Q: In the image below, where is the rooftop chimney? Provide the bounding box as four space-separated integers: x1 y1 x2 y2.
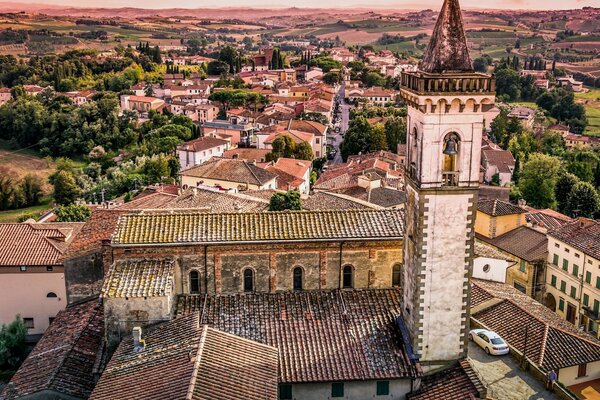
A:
132 326 145 352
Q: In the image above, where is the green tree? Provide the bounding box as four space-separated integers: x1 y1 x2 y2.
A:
495 68 521 101
19 174 43 207
295 141 314 161
369 123 388 152
0 315 27 370
565 182 600 218
518 153 562 209
269 190 302 211
384 116 406 152
0 175 17 211
55 204 92 222
143 155 170 184
267 135 296 161
555 172 579 213
52 170 79 205
541 131 566 157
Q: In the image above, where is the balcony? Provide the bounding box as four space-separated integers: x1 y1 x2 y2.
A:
581 305 600 322
442 171 459 187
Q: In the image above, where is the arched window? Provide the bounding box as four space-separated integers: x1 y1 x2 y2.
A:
46 292 57 298
392 264 402 288
293 267 303 291
442 132 460 186
190 271 200 294
342 265 353 289
243 269 254 292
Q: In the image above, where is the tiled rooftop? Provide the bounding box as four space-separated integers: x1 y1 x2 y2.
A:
407 360 485 399
112 209 404 246
0 222 84 266
472 279 600 370
476 226 547 262
102 259 175 298
176 289 421 383
1 299 104 400
477 199 525 217
549 219 600 261
181 158 277 186
90 314 278 400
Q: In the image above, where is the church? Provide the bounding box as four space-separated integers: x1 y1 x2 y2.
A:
2 0 495 399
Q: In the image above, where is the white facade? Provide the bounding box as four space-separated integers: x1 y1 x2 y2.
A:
473 255 510 283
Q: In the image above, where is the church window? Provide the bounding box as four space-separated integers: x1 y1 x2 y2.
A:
190 271 200 294
392 264 402 287
293 267 303 291
343 265 354 289
243 269 254 292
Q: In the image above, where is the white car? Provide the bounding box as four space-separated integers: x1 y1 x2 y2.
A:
469 329 509 355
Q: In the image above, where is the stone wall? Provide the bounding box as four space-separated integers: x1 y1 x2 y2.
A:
64 251 105 304
109 240 403 295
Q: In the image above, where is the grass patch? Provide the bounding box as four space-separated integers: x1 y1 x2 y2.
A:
576 88 600 137
0 198 53 223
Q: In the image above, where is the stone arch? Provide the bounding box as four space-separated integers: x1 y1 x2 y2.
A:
392 263 403 289
437 98 448 114
242 267 255 292
464 98 477 113
450 98 462 113
293 266 304 291
545 293 557 312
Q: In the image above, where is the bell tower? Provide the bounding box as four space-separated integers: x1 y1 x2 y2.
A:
400 0 495 370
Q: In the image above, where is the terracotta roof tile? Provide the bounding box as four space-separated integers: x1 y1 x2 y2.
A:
549 219 600 260
112 209 404 245
476 226 547 262
176 289 421 383
177 136 229 152
1 299 104 400
0 223 84 266
472 279 600 370
102 259 175 298
90 314 278 400
477 199 525 216
181 158 277 186
407 360 484 399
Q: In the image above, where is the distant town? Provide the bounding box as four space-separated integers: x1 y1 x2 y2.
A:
0 1 600 399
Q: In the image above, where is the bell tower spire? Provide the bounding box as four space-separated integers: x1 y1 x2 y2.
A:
400 0 496 372
420 0 473 73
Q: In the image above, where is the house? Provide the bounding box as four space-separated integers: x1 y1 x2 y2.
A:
475 199 548 299
0 298 104 400
223 148 271 163
89 313 279 400
545 219 600 338
407 360 486 400
556 75 584 92
0 87 11 105
201 119 255 147
526 208 573 231
0 222 84 336
120 95 165 115
481 148 515 186
63 90 95 106
180 158 278 191
472 279 600 389
564 133 600 149
473 241 516 283
347 87 395 106
262 157 311 195
177 136 230 170
305 67 324 81
507 106 536 129
548 123 570 137
330 47 355 64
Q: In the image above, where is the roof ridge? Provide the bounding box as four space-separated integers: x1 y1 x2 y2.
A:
538 324 550 366
186 321 206 400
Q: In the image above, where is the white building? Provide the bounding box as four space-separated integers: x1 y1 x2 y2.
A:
177 136 231 170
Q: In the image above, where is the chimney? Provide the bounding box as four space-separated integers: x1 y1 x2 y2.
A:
133 326 145 352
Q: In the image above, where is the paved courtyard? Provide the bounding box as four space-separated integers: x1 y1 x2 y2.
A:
468 342 560 400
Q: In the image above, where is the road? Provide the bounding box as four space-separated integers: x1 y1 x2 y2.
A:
328 82 351 164
468 342 560 400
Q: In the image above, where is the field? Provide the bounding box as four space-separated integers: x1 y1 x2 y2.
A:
0 142 55 194
575 89 600 137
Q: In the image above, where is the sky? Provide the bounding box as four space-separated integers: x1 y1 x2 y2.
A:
6 0 597 9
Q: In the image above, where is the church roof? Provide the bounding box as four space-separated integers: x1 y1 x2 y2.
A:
112 209 404 245
419 0 473 73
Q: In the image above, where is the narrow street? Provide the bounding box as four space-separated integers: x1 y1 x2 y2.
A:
329 82 351 164
468 342 560 400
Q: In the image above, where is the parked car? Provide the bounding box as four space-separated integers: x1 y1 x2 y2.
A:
469 329 509 355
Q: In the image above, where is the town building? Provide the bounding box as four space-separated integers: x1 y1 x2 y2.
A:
556 75 584 92
507 106 536 129
201 119 255 147
180 157 278 191
0 222 83 336
481 147 515 186
177 136 231 170
262 157 311 195
119 95 165 115
545 219 600 337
